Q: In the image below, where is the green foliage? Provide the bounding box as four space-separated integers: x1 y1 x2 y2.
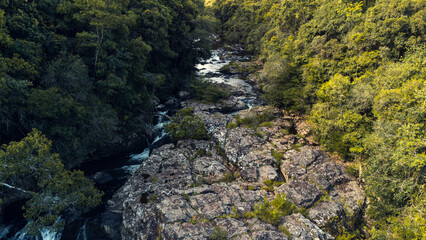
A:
0 77 30 142
212 0 426 236
345 163 360 178
235 108 276 129
252 194 298 226
190 78 231 103
259 121 274 128
215 172 236 183
335 230 356 240
370 194 426 239
0 130 102 234
165 108 209 140
278 225 291 238
226 122 238 129
262 179 283 192
271 148 284 164
0 0 211 167
209 227 227 240
0 0 212 234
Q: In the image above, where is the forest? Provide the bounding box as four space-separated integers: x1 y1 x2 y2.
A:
0 0 425 239
210 0 425 238
0 0 212 233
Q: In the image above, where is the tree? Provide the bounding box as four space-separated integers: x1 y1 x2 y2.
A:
165 108 209 140
0 129 103 234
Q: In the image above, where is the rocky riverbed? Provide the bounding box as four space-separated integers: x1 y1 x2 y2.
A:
102 47 366 240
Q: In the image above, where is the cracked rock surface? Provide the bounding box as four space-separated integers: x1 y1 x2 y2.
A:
102 48 365 239
103 105 365 240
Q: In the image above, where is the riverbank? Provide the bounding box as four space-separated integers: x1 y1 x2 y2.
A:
102 46 366 239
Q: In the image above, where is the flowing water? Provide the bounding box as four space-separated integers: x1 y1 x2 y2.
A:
2 47 260 240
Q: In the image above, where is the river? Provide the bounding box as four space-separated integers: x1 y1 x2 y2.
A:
0 46 259 240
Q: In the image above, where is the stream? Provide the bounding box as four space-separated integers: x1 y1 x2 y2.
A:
0 46 260 240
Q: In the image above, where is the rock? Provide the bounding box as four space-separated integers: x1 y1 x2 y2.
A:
102 48 366 240
159 195 198 222
240 166 258 182
308 201 346 231
222 128 262 165
258 165 279 183
198 112 233 133
193 156 232 183
278 181 323 208
220 96 248 113
150 95 160 106
214 217 248 238
282 213 333 240
295 120 312 137
165 97 179 106
281 146 349 191
252 230 289 240
163 222 214 240
329 181 366 229
290 147 327 168
178 90 190 99
156 104 166 111
91 171 114 184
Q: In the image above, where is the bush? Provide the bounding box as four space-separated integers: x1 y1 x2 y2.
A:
253 194 298 226
215 172 236 183
235 109 276 129
209 227 227 240
190 78 230 103
271 149 284 164
165 108 209 140
226 122 238 129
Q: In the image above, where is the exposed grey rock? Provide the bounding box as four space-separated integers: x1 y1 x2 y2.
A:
308 201 346 230
282 213 333 240
159 195 198 223
213 217 249 238
223 127 261 164
91 171 114 184
290 147 327 168
211 126 228 144
278 181 323 208
193 156 231 183
240 166 258 182
163 222 214 240
178 90 190 99
252 231 289 240
156 103 167 111
295 120 312 137
181 96 247 114
197 112 233 133
165 97 179 106
258 165 279 183
102 48 365 240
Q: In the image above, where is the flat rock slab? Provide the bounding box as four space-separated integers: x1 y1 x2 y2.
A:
103 67 365 239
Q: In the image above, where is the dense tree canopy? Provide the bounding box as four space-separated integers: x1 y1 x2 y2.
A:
0 0 212 167
211 0 425 238
0 0 212 234
0 129 103 234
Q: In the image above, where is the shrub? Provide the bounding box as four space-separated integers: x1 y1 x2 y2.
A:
190 78 230 103
253 194 298 226
165 108 209 140
271 149 284 164
236 109 276 129
346 163 359 178
259 121 274 128
209 227 227 240
226 122 238 129
215 172 236 183
278 225 291 238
